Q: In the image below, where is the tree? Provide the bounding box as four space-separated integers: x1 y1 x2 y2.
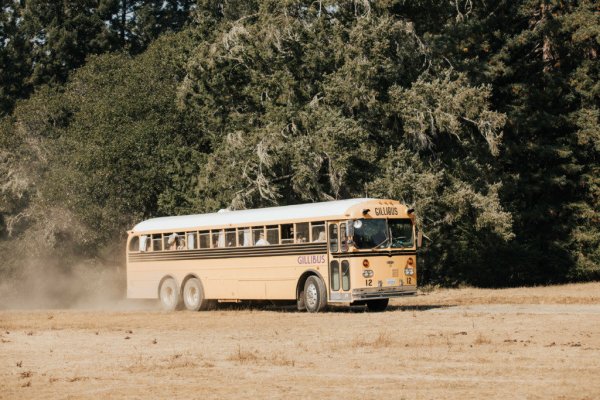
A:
0 1 31 116
428 0 600 282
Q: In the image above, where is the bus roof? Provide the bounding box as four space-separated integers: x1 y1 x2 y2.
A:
131 198 400 233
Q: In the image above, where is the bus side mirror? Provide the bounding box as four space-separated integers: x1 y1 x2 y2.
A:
417 230 423 248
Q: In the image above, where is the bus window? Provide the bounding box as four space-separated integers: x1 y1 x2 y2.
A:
199 231 209 248
252 227 264 245
139 235 149 252
239 228 252 246
266 225 279 245
281 224 294 244
186 232 196 250
311 222 325 242
341 260 350 291
163 232 183 250
152 234 162 251
340 223 348 252
129 236 140 252
295 223 309 243
330 260 340 291
329 224 338 252
225 229 236 247
212 229 225 248
176 232 186 249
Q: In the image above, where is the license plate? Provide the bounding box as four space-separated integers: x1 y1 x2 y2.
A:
386 278 396 286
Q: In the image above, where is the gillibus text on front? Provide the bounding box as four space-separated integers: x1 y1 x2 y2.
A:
126 198 422 312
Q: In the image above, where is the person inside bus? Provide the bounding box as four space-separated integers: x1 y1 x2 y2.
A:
315 231 326 242
167 233 178 250
255 233 270 246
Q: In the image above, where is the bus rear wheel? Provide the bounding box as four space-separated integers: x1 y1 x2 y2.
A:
366 298 389 312
159 278 181 311
183 278 214 311
303 276 327 313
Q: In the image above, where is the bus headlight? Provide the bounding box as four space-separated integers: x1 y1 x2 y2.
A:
404 267 414 276
362 270 374 278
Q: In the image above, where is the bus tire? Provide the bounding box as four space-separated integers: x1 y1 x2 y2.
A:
182 278 203 311
159 277 181 311
366 298 389 312
304 275 327 313
297 289 306 311
183 278 215 311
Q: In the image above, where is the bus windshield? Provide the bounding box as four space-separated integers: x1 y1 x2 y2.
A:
352 219 414 249
389 219 414 248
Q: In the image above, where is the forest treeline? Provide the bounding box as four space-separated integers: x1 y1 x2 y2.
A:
0 0 598 287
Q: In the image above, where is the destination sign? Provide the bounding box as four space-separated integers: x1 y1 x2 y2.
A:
374 207 399 216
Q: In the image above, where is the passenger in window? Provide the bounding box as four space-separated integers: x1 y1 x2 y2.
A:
167 233 178 250
296 234 306 243
177 237 186 250
315 231 326 242
255 233 270 246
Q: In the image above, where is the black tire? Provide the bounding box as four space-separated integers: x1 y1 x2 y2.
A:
366 298 389 312
183 277 215 311
159 277 181 311
303 275 327 313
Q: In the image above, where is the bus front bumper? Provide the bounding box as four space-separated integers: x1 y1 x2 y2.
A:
352 285 417 300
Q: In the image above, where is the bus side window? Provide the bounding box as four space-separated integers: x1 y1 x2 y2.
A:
295 223 309 243
165 233 178 250
199 231 209 248
239 228 252 246
252 227 264 245
225 229 236 247
129 236 139 252
152 234 162 251
139 235 149 252
340 223 348 252
281 224 294 244
329 224 338 252
176 232 186 250
211 229 224 248
266 225 279 245
311 222 325 242
187 232 196 250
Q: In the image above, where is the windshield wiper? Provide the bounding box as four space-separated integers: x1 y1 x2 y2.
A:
370 226 391 250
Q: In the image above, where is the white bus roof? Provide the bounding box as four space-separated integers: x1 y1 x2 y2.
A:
132 198 381 233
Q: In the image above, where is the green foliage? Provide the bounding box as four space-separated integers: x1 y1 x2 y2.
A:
0 0 195 116
0 0 598 287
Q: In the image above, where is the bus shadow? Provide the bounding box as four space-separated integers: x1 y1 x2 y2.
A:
386 304 453 312
212 302 453 313
328 304 453 313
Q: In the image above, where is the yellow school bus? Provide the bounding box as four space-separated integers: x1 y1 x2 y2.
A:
126 198 421 312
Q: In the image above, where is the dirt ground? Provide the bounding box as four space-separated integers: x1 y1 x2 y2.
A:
1 282 600 399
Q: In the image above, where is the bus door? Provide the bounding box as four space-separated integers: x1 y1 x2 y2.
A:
328 222 351 301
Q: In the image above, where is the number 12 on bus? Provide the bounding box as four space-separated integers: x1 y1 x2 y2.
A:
126 198 423 312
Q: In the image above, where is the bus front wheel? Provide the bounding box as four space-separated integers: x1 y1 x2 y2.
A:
303 276 327 313
159 278 181 311
366 298 389 312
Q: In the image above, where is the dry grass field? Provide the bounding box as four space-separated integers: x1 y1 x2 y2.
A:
1 282 600 399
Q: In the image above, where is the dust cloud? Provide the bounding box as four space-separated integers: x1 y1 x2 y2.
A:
0 258 154 310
